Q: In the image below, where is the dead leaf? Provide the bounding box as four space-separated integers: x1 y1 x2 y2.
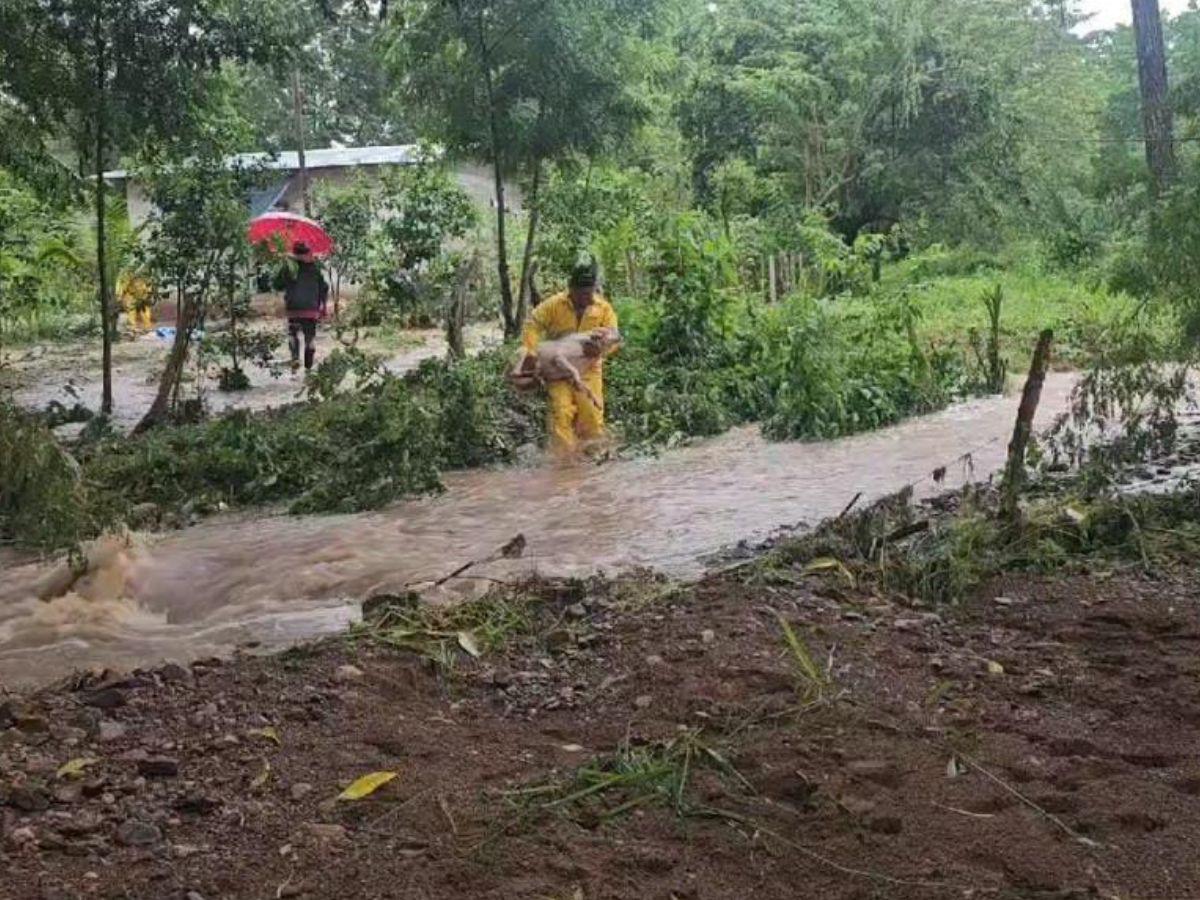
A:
802 556 855 585
249 726 281 746
56 757 98 779
457 630 482 658
250 759 272 791
337 770 398 801
986 660 1005 676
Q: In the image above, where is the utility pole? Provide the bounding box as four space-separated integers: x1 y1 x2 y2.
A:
291 70 312 216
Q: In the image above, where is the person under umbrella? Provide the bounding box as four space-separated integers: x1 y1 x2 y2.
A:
274 241 329 372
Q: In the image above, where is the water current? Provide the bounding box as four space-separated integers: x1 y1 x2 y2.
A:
0 374 1075 686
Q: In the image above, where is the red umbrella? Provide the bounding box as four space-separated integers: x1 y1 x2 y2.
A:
247 212 334 257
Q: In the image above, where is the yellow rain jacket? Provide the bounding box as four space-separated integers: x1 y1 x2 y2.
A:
117 272 154 330
522 291 619 454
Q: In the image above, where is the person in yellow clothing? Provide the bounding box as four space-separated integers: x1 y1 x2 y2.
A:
518 261 619 455
116 271 155 330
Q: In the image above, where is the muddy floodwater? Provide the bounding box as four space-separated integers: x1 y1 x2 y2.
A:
0 374 1075 686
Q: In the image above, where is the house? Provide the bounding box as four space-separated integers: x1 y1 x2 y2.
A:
104 145 517 229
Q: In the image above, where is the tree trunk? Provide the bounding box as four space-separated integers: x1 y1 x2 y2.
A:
1001 329 1054 523
446 258 470 360
135 295 199 434
93 7 113 417
768 254 778 304
516 158 542 327
1131 0 1176 193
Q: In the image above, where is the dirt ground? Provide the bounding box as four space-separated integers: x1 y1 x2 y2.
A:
3 551 1199 899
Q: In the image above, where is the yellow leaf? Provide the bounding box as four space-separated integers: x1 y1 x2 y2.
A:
249 726 281 746
57 757 98 779
250 759 272 790
802 556 855 585
337 770 398 801
986 660 1005 676
457 630 482 658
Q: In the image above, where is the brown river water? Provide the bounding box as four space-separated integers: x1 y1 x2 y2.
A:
0 374 1075 687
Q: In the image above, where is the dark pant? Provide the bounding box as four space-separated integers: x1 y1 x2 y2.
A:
288 318 318 370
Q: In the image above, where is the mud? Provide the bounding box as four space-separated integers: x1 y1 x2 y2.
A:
2 555 1197 898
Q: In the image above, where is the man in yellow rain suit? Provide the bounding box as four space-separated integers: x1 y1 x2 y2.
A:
116 271 154 330
519 261 619 455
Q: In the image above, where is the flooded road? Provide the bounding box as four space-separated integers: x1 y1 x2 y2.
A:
0 374 1075 686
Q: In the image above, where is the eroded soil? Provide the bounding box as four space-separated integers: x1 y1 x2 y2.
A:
3 558 1199 899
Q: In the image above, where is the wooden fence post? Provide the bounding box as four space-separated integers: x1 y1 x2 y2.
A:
1001 329 1053 523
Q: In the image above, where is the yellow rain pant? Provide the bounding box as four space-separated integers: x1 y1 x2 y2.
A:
546 366 606 455
521 290 619 456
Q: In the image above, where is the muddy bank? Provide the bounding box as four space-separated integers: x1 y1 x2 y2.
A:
2 547 1198 898
0 375 1076 686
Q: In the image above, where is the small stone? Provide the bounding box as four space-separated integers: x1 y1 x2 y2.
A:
116 820 162 847
545 629 573 650
701 629 716 644
82 689 126 710
10 785 51 812
137 757 180 778
633 695 653 710
52 784 83 805
218 734 241 747
893 619 923 632
644 655 664 667
565 603 587 620
159 663 192 684
186 892 206 900
334 665 365 683
290 783 314 802
277 885 305 899
7 825 37 847
98 721 127 742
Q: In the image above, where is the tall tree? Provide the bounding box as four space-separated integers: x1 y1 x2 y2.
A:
384 0 655 338
1131 0 1176 193
0 0 292 415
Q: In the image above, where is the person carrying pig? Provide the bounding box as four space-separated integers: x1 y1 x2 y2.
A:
517 259 619 455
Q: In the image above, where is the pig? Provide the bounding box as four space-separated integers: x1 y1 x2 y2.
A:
512 327 622 410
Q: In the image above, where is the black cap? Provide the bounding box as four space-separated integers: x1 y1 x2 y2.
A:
569 261 597 288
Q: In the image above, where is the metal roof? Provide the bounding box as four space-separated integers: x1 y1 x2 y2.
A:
104 144 424 180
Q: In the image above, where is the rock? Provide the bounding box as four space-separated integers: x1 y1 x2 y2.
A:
633 694 653 710
158 663 192 684
98 721 127 742
137 757 180 778
277 884 305 898
80 779 106 799
290 783 314 802
10 785 51 812
545 629 573 650
116 820 162 847
701 629 716 644
334 664 365 683
7 825 37 847
893 619 923 632
52 784 83 805
644 655 665 667
565 603 588 620
82 689 126 710
186 892 207 900
56 811 103 837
